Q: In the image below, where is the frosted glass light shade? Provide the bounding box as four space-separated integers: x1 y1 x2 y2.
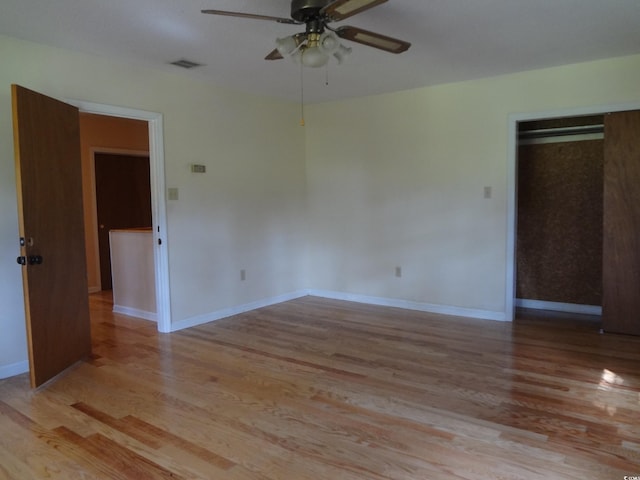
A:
319 32 340 54
275 32 350 68
301 46 329 68
333 44 352 64
276 36 298 56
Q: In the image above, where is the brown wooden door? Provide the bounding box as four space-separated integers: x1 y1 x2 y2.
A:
12 84 91 387
603 110 640 335
95 153 152 290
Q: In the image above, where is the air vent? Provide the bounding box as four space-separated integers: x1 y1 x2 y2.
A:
169 59 203 69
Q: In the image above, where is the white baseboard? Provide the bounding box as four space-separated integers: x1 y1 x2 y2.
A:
170 290 309 332
0 291 510 379
307 290 508 322
516 298 602 316
171 290 508 332
0 360 29 380
113 305 158 322
88 286 101 294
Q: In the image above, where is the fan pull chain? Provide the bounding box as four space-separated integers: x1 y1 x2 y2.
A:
300 62 305 127
325 63 329 86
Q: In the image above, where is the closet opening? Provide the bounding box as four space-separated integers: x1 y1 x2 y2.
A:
515 115 604 318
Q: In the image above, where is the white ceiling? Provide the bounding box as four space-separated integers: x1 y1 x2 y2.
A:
2 0 640 104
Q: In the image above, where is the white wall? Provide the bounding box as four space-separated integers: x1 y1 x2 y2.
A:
304 54 640 318
0 34 306 377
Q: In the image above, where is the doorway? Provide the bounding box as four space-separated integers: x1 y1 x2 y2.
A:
70 100 171 333
94 153 152 290
79 112 151 293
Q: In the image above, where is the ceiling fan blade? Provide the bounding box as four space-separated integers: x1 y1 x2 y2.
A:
321 0 388 22
335 26 410 53
265 49 284 61
201 9 301 25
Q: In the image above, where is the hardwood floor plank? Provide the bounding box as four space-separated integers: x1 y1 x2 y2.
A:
53 426 181 480
0 400 125 479
71 401 236 470
0 442 41 480
1 292 639 478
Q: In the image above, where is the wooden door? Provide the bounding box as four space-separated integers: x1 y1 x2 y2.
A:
95 153 152 290
12 84 91 387
602 110 640 335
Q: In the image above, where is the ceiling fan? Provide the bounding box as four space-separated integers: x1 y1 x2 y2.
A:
202 0 411 68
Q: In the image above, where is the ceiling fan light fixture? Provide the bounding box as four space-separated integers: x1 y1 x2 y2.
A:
333 44 352 64
319 32 340 54
205 1 408 128
276 31 351 67
276 35 299 56
301 46 330 68
203 0 411 68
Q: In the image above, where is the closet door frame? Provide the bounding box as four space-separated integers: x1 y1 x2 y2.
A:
506 101 640 324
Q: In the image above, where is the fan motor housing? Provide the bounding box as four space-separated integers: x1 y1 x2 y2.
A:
291 0 330 22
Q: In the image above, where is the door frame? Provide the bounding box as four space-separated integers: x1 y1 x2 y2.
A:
505 100 640 322
68 99 172 333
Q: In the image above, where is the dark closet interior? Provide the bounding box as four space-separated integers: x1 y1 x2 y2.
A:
516 115 604 307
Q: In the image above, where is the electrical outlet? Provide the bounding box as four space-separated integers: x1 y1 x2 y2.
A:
191 164 206 173
168 188 179 201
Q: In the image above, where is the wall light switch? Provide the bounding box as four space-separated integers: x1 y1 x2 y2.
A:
395 266 402 278
484 186 492 199
168 187 179 201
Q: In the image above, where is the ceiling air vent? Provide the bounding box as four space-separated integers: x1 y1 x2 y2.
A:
169 59 203 69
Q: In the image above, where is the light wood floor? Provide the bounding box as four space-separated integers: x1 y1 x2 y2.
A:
1 293 639 479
